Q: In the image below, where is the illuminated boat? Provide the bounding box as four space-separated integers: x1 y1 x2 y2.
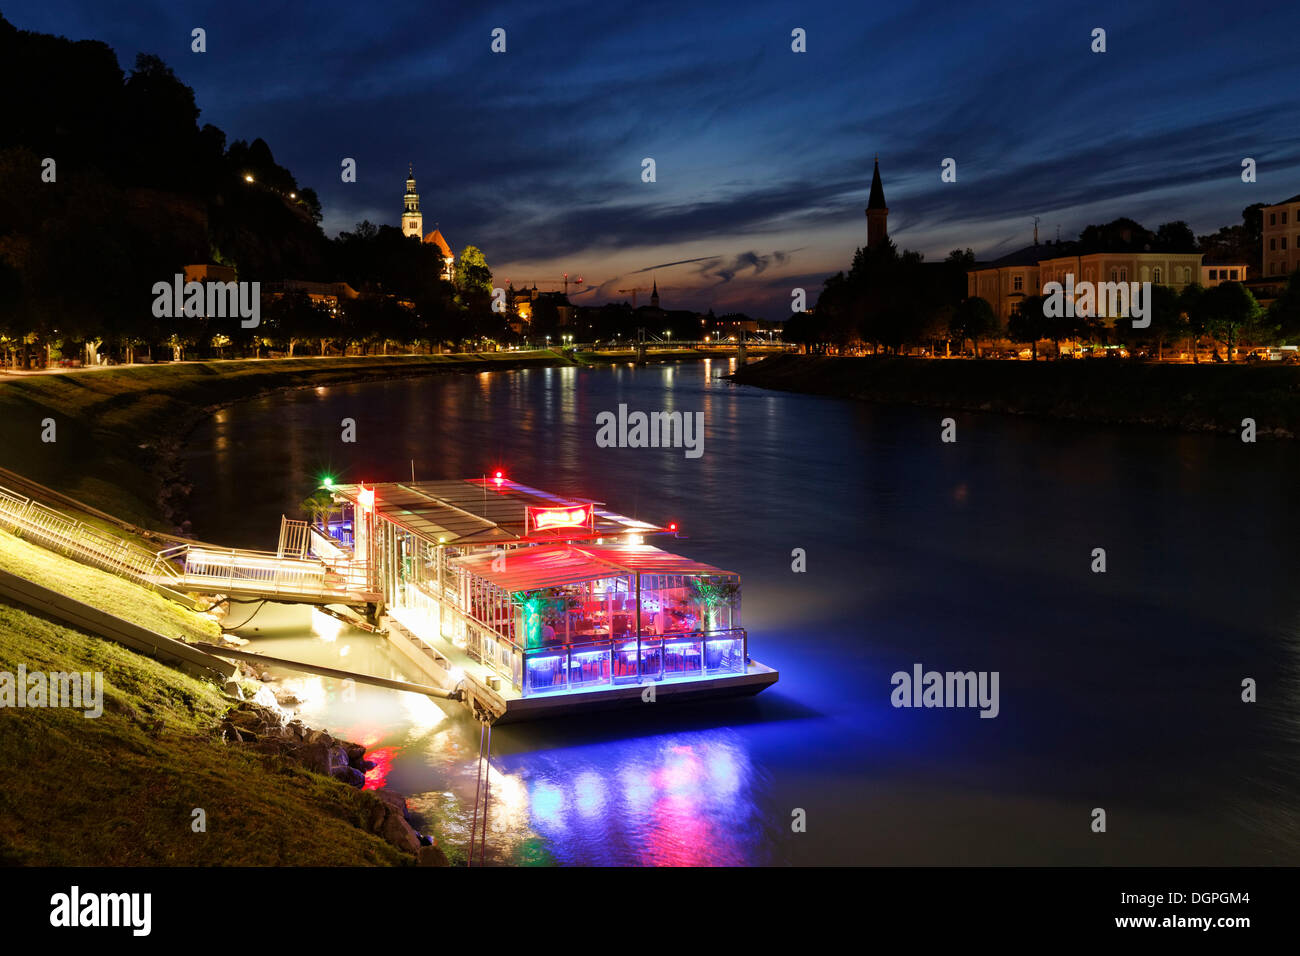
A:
313 476 778 722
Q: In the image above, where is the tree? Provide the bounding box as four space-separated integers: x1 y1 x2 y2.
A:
950 296 995 357
1200 281 1261 362
1179 283 1206 362
455 245 493 296
1006 295 1047 360
1153 221 1197 253
1267 268 1300 345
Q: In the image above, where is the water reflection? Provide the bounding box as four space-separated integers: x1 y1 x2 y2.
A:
185 359 1300 866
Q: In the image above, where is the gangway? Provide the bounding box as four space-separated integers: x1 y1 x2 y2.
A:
0 481 196 607
155 541 380 607
1 478 379 612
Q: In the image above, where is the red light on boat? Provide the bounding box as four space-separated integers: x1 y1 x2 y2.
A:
668 522 678 533
493 470 504 485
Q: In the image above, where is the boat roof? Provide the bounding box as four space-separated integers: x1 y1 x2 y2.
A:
329 478 665 546
452 542 737 592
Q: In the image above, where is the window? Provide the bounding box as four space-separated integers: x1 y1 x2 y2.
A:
1271 238 1277 250
1153 267 1162 283
1284 237 1289 250
1208 269 1217 280
1120 268 1127 282
1110 268 1118 282
1013 275 1023 291
1285 212 1291 225
1270 213 1277 226
1230 269 1238 280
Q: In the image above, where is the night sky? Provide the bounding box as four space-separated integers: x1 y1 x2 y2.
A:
7 0 1300 316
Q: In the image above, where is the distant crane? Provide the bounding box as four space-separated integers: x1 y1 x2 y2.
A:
617 287 650 307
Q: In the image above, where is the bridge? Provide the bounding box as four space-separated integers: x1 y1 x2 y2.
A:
153 518 379 607
0 482 378 611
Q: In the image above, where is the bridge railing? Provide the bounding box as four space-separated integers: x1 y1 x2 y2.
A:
0 482 195 606
172 544 377 602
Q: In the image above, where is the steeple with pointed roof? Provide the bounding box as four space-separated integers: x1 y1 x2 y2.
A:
650 278 660 309
402 164 423 238
865 157 889 248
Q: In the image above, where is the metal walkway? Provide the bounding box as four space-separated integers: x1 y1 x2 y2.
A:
0 482 196 606
1 481 378 610
155 542 379 606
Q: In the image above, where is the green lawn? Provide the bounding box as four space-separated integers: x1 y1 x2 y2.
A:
0 528 219 642
0 537 415 865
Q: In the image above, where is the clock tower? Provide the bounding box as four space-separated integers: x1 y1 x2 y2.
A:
402 164 423 238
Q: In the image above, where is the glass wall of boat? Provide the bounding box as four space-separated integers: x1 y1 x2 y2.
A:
312 504 747 696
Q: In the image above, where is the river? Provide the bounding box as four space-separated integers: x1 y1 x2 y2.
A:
180 358 1300 865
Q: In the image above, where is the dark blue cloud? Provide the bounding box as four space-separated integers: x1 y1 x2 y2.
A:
6 0 1300 316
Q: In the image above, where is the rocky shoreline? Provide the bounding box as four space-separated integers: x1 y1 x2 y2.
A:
221 679 449 866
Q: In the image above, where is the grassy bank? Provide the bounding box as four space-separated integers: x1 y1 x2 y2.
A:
0 532 411 865
0 351 572 527
732 354 1300 437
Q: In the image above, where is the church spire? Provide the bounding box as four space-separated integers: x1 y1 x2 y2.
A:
650 278 660 309
402 164 423 238
865 157 889 247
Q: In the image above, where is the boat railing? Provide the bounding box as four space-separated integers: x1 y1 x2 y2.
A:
520 627 748 696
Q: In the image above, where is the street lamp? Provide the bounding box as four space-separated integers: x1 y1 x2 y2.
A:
244 174 254 183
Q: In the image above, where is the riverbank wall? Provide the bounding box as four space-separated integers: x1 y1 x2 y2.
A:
731 354 1300 438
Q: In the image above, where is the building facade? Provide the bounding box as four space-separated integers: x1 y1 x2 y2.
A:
968 245 1204 324
1262 193 1300 278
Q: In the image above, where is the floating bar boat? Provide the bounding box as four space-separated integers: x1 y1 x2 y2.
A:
312 476 778 722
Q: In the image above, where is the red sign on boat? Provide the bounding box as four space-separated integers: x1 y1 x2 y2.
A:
526 503 595 536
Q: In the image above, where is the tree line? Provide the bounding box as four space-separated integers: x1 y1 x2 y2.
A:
0 14 511 366
786 211 1300 360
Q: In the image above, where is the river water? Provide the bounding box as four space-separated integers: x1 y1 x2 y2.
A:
181 359 1300 865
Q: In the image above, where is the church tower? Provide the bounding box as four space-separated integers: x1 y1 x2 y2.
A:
650 279 660 309
402 164 423 238
865 157 888 248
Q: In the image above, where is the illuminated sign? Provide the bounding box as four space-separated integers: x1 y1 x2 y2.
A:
526 503 595 535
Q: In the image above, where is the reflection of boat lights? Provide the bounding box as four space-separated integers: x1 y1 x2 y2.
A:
310 608 343 642
532 782 566 828
620 766 654 811
574 772 606 816
707 748 741 797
